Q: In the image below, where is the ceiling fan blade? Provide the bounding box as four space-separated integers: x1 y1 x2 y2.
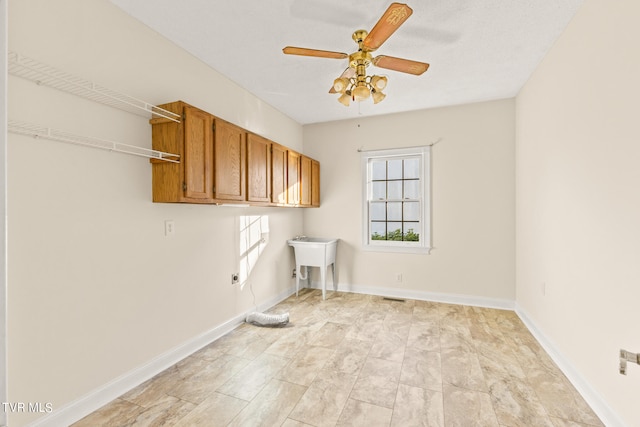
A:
372 55 430 75
282 46 348 59
362 3 413 51
328 67 356 93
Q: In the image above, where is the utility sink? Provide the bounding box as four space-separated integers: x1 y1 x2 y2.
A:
287 237 338 300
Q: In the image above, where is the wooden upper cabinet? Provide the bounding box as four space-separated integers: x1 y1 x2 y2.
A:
271 143 288 205
300 155 320 207
287 150 301 205
300 155 312 206
150 101 214 203
150 101 320 207
311 159 320 207
213 119 246 201
247 133 272 203
184 107 214 200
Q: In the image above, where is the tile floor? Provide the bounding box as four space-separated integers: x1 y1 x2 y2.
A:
72 289 603 427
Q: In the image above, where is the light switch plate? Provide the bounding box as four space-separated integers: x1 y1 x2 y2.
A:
164 220 175 237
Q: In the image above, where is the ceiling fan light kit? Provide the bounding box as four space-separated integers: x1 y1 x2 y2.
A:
283 2 429 107
332 72 387 106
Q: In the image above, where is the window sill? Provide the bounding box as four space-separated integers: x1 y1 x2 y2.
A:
362 244 432 254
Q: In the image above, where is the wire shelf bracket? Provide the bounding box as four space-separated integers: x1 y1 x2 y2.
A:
8 51 181 123
8 120 180 163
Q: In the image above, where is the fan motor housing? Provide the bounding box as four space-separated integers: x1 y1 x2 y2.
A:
349 51 373 69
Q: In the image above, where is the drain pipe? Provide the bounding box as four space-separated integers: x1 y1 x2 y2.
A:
297 265 308 281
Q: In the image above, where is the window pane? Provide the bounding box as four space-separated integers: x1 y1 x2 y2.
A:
404 180 420 199
372 181 386 200
371 160 386 180
403 201 420 221
404 223 420 241
387 222 403 240
387 181 402 199
370 222 386 240
388 159 403 180
387 202 402 221
404 157 420 179
370 202 386 221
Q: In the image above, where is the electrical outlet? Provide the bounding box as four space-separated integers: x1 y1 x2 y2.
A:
231 273 240 284
292 269 297 278
395 273 403 283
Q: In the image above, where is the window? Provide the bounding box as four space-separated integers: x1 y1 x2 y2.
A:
361 146 431 253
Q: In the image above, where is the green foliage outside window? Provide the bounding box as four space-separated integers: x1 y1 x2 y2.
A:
371 228 420 242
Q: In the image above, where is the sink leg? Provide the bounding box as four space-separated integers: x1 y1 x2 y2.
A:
295 264 300 296
331 263 336 291
321 265 326 300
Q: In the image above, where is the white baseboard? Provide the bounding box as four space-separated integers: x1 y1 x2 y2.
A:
515 304 625 427
27 286 296 427
306 280 515 310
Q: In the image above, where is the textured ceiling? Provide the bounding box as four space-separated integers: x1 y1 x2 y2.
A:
110 0 583 125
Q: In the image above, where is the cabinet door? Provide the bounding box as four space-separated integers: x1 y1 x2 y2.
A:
311 159 320 207
183 106 213 200
287 150 301 205
247 133 271 203
214 120 246 201
271 143 287 205
300 155 312 206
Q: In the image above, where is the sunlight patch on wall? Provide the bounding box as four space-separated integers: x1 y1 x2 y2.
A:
238 215 269 284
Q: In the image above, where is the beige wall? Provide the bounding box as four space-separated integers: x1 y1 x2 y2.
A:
516 0 640 425
8 1 303 425
303 99 515 304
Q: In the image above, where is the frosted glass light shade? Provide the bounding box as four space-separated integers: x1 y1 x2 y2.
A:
353 84 370 101
333 78 349 93
371 75 388 90
338 92 351 106
372 90 386 104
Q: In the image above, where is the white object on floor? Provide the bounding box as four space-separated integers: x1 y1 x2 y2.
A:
245 311 289 327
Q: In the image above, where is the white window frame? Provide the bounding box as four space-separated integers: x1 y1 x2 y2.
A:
361 146 432 254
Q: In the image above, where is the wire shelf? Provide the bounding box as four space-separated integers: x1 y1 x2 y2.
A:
8 120 180 163
8 51 180 123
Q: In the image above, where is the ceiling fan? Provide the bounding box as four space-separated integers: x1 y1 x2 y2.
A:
283 2 430 106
